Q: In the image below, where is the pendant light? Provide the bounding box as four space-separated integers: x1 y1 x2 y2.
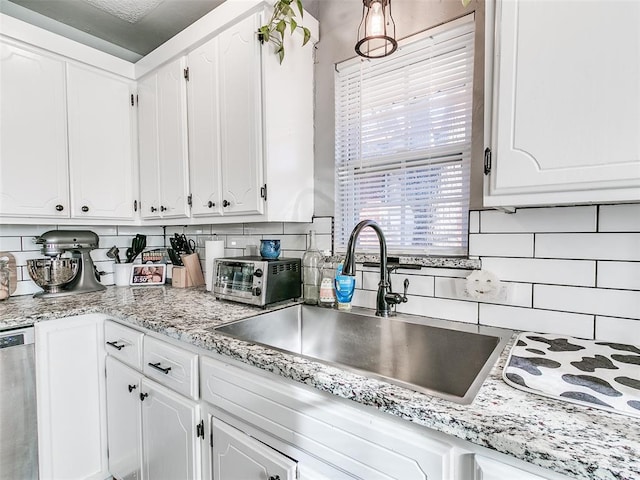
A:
355 0 398 59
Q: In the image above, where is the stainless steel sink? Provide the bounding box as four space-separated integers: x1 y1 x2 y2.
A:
212 305 512 404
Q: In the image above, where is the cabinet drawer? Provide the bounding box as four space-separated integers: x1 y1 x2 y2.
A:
104 320 144 370
143 336 198 400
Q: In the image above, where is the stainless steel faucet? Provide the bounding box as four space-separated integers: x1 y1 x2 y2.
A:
342 219 407 317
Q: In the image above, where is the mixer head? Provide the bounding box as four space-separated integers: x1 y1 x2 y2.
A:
35 230 100 256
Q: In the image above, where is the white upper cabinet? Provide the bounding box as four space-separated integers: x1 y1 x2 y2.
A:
0 39 137 221
217 14 264 216
0 41 69 218
67 63 136 220
186 10 315 223
485 0 640 207
187 14 264 219
138 57 190 220
187 37 223 217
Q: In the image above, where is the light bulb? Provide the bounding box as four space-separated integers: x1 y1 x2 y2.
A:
369 1 384 36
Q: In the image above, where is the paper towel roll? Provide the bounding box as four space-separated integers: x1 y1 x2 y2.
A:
205 240 225 291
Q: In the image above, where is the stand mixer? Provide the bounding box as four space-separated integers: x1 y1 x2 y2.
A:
27 230 106 297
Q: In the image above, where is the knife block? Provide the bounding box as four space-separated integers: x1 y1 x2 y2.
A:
180 253 206 287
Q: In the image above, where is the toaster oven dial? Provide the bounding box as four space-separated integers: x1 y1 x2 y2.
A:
254 269 263 278
252 287 262 296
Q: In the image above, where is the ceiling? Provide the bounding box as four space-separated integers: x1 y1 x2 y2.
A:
0 0 227 61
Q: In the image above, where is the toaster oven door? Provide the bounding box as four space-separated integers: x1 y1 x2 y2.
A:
215 262 262 305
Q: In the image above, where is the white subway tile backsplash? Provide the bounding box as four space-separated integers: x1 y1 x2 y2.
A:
243 222 284 235
59 225 118 235
0 225 51 236
284 217 333 235
2 205 639 343
361 271 435 297
597 261 640 290
397 295 478 324
417 267 472 278
469 211 480 234
0 237 22 252
480 206 597 233
227 236 262 250
479 304 594 338
436 277 533 307
594 316 640 345
315 234 333 253
210 224 244 235
279 234 307 251
481 257 596 287
14 280 42 297
116 226 164 235
535 233 640 261
599 204 640 232
534 285 640 320
469 233 533 257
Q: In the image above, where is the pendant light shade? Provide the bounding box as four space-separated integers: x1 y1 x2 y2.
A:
355 0 397 59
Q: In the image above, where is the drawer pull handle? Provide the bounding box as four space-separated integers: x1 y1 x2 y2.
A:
128 384 137 393
106 341 125 350
140 392 148 401
269 476 281 480
148 362 171 374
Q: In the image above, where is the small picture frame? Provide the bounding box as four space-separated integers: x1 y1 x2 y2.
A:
130 264 166 286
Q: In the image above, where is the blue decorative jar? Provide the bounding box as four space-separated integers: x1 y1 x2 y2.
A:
260 239 281 259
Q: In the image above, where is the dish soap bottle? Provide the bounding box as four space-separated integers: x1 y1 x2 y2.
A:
302 230 322 304
318 254 336 308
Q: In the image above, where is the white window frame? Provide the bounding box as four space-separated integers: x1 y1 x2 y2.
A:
334 14 475 256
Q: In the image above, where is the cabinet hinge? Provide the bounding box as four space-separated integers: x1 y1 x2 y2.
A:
184 67 190 81
130 94 134 106
187 194 193 208
210 430 213 447
134 200 138 212
196 420 204 439
260 184 267 202
484 147 492 175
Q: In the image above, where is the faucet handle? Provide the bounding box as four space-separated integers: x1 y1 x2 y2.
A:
402 278 409 302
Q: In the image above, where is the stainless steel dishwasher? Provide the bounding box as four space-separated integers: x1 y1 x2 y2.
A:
0 326 38 479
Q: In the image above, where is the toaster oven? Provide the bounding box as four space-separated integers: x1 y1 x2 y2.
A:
213 256 301 307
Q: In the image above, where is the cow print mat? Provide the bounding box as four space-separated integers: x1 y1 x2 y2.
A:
504 332 640 418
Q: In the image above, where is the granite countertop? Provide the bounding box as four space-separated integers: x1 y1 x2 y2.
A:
1 286 638 480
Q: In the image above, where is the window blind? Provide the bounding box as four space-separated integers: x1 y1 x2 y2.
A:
334 15 475 256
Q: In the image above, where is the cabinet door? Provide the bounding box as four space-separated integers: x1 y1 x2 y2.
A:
486 0 640 207
474 455 551 480
187 38 223 217
218 14 264 216
34 314 109 480
156 57 190 219
211 418 296 480
106 357 143 480
0 41 69 218
67 64 136 220
138 72 161 219
140 378 201 480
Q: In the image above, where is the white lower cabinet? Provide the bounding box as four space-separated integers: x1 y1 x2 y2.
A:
35 314 109 480
104 323 202 480
474 455 551 480
211 417 296 480
105 357 143 480
140 377 201 480
200 355 458 480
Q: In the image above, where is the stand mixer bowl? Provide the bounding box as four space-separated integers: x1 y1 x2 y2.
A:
27 258 79 294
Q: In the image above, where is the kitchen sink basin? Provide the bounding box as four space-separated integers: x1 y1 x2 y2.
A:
212 305 512 404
